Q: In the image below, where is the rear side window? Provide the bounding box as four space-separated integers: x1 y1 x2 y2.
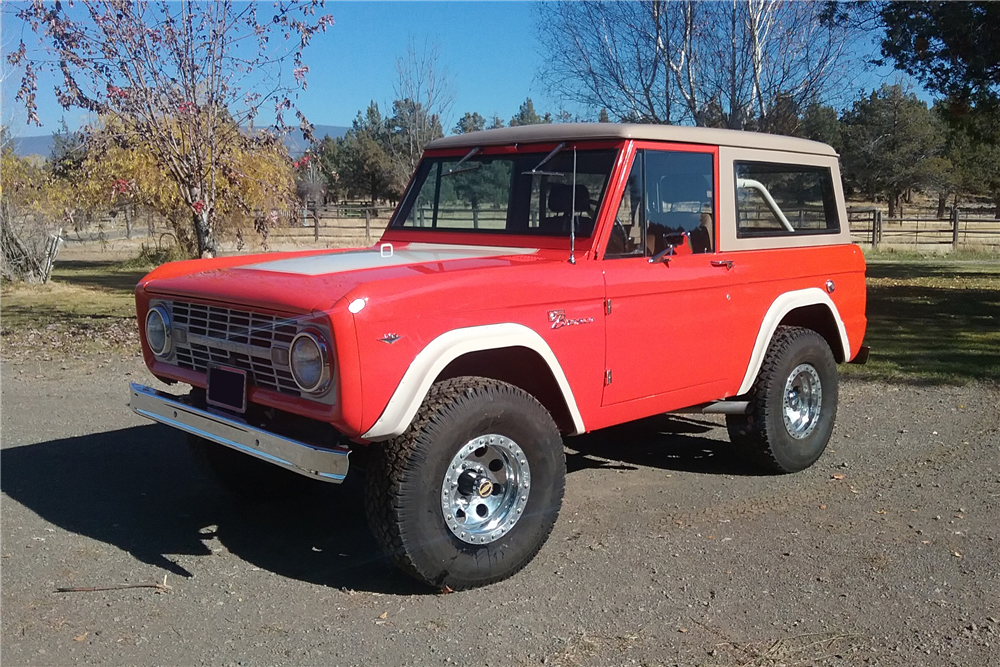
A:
735 162 839 237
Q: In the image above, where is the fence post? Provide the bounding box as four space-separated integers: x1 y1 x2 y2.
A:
365 208 371 245
873 210 881 249
951 207 960 249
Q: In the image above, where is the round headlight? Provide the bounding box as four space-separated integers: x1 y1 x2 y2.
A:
145 305 171 357
290 331 330 393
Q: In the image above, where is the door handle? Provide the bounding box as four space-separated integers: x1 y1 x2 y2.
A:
711 260 734 270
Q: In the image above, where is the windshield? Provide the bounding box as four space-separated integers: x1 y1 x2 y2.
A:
391 149 617 238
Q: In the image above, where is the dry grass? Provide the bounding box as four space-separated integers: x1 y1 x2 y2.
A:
0 262 143 361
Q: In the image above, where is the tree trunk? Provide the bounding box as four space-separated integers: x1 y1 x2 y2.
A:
887 192 898 219
995 194 1000 220
194 210 216 258
937 194 947 219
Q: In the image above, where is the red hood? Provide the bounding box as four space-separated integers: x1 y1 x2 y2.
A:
139 243 547 314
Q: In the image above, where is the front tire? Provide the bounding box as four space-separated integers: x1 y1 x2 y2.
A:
364 377 565 590
727 326 839 473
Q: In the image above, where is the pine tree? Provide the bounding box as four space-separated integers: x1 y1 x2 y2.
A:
454 112 486 134
509 98 549 127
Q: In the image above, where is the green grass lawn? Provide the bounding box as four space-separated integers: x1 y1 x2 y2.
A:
843 258 1000 384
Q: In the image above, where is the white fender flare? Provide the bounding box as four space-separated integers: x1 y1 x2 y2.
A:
362 323 586 440
736 288 851 396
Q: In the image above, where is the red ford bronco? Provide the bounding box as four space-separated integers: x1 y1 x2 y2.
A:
131 124 868 590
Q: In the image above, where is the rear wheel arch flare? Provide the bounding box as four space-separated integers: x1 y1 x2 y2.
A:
737 288 850 396
778 304 846 363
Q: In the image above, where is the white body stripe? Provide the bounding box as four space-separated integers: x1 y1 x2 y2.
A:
736 288 850 396
240 244 537 276
362 323 585 440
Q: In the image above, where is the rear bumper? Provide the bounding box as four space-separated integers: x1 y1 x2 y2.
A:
129 383 349 483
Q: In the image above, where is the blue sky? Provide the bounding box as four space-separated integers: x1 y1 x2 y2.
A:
2 1 920 137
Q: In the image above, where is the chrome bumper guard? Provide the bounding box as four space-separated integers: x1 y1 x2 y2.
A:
129 383 349 483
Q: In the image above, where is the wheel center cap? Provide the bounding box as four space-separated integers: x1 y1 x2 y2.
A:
457 469 493 497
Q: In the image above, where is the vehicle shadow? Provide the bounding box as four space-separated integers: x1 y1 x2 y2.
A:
0 425 426 595
1 417 760 593
565 413 766 477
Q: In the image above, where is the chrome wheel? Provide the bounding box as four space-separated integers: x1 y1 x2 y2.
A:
441 434 530 544
782 363 822 439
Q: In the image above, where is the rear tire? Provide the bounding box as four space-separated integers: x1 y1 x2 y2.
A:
727 326 838 473
364 377 565 590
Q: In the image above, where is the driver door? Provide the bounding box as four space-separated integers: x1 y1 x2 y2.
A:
602 146 736 407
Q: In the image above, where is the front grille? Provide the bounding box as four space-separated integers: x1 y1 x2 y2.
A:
167 301 304 398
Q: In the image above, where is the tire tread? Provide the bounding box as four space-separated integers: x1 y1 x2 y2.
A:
727 326 834 474
364 377 562 589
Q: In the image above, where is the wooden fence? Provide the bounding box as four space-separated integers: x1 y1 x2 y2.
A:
849 207 1000 250
56 203 1000 253
267 205 395 246
267 204 515 244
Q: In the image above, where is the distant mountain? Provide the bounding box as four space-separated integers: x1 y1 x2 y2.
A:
10 134 54 158
284 124 349 156
10 124 349 159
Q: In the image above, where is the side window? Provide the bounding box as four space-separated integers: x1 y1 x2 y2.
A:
605 149 715 258
605 152 645 257
735 162 839 237
644 151 715 254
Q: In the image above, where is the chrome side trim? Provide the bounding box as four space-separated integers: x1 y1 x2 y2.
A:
128 383 348 483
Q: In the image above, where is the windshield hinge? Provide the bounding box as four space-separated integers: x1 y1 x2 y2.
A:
605 298 612 315
604 369 612 386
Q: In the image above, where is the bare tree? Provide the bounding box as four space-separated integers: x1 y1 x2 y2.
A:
537 1 689 124
385 40 454 186
537 0 854 131
8 1 332 257
1 23 63 284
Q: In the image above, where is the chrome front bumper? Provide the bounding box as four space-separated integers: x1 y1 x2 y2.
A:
129 383 349 483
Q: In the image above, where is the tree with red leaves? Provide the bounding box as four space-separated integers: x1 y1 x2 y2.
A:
8 1 333 257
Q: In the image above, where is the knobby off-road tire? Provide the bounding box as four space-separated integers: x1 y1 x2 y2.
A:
726 326 839 474
188 435 309 503
364 377 565 590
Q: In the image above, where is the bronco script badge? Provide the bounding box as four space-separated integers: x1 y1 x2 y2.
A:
548 309 595 330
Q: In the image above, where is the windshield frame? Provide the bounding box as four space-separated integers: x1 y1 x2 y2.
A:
384 140 628 250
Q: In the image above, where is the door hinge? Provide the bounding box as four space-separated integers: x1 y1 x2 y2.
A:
604 369 612 386
605 298 612 315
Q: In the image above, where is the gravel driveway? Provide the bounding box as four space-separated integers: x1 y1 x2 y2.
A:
2 357 998 666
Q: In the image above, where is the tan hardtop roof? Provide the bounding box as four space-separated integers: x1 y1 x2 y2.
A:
425 122 837 157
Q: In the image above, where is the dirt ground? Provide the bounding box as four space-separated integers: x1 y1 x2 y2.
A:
2 352 998 666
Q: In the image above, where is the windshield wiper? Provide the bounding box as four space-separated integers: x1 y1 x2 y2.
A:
443 147 482 177
523 142 566 176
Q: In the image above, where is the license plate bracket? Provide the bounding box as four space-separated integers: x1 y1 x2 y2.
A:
207 366 248 413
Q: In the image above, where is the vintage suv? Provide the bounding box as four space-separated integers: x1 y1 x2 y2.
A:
130 124 868 590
